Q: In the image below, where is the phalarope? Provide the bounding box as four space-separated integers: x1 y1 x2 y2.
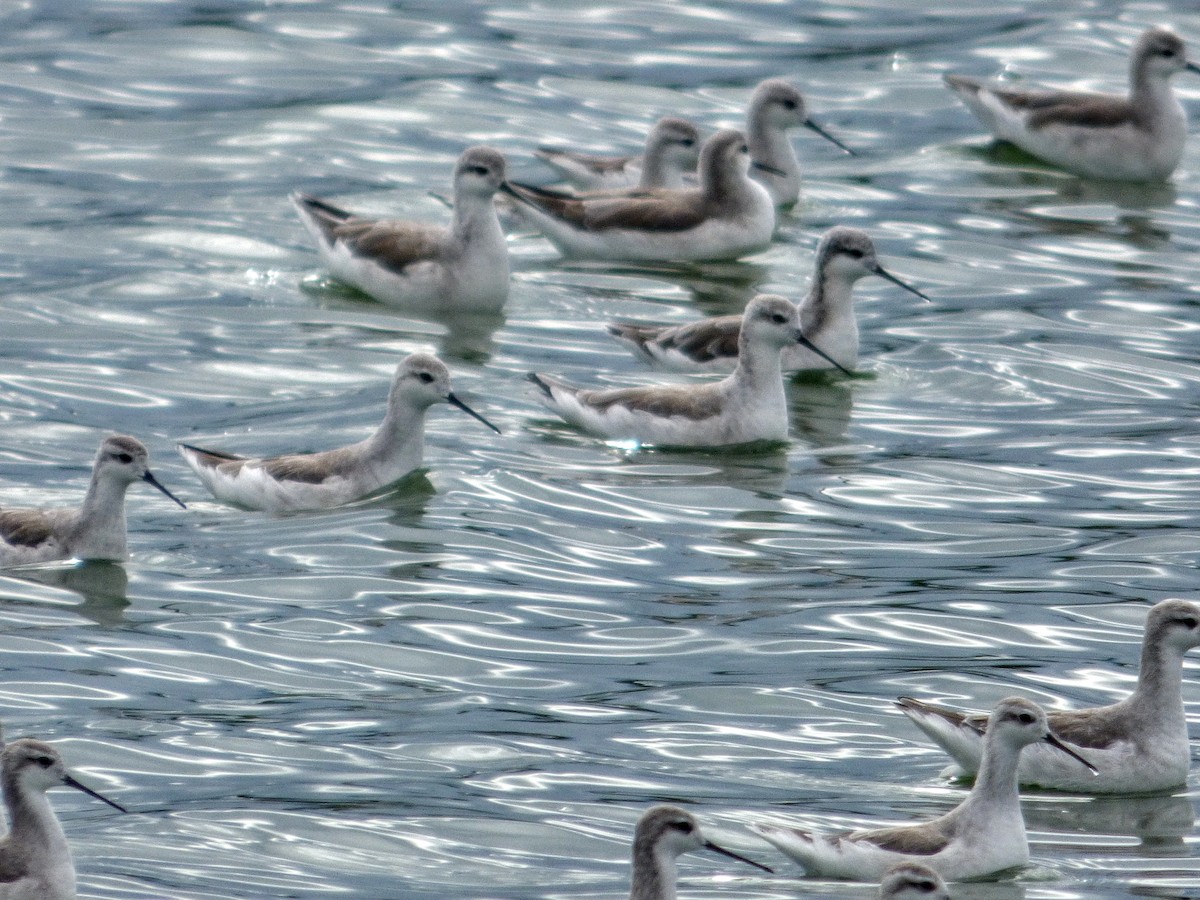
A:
898 598 1200 794
609 226 929 374
178 353 499 513
292 146 510 310
945 27 1200 181
0 738 127 900
504 129 776 263
751 697 1096 881
0 435 185 567
743 78 855 206
628 805 770 900
528 295 845 448
879 862 948 900
535 117 701 191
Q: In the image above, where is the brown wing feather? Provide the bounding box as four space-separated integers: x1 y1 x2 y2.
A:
1044 706 1131 750
0 510 55 549
977 86 1136 129
657 316 741 362
258 447 360 485
581 192 706 232
580 383 719 421
851 820 955 856
330 219 448 274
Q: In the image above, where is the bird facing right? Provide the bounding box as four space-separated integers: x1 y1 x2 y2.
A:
945 27 1200 181
180 353 499 513
898 598 1200 793
505 129 776 263
751 697 1095 881
0 738 128 900
628 805 770 900
0 435 185 567
609 226 929 374
528 294 841 448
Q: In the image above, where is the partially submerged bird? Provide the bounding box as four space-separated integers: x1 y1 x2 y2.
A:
292 145 511 310
528 295 845 448
898 598 1200 794
878 862 949 900
627 805 770 900
535 116 701 191
751 697 1096 881
609 226 929 374
504 129 777 263
743 78 855 206
945 27 1200 181
179 353 500 513
0 738 127 900
0 435 185 567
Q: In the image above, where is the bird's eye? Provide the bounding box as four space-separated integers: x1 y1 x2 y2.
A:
115 452 134 464
1181 617 1198 629
781 99 797 110
1017 712 1035 724
469 165 489 176
417 372 435 384
679 138 694 147
35 756 54 768
670 820 694 833
917 881 937 893
740 144 749 153
1160 48 1176 57
845 248 865 259
770 313 788 324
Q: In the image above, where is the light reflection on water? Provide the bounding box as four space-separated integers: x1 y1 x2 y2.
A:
0 0 1199 897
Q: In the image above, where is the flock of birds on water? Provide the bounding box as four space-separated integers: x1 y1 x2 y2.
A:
0 20 1196 900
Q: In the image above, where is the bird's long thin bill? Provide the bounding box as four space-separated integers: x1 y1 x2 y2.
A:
877 266 932 303
143 471 187 509
1187 61 1200 75
751 160 788 178
796 332 854 377
1044 733 1098 774
448 393 501 434
63 773 128 813
804 118 856 156
704 839 773 873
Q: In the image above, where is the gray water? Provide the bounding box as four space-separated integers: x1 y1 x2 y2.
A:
0 1 1198 897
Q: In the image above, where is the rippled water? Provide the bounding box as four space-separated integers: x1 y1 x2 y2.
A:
1 1 1199 897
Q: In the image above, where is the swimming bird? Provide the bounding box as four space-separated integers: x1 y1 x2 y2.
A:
898 598 1200 794
0 435 185 567
878 862 949 900
628 805 770 900
945 27 1200 181
0 738 127 900
504 129 776 263
535 117 701 191
292 145 510 310
528 295 845 448
743 78 855 206
751 697 1096 881
608 226 929 374
178 353 499 513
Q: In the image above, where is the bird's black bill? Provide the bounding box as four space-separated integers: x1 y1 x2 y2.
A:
751 160 789 178
1186 61 1200 76
804 118 856 156
1044 732 1098 774
795 331 854 377
448 393 502 434
876 266 932 303
64 773 128 813
143 470 187 509
704 839 773 873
